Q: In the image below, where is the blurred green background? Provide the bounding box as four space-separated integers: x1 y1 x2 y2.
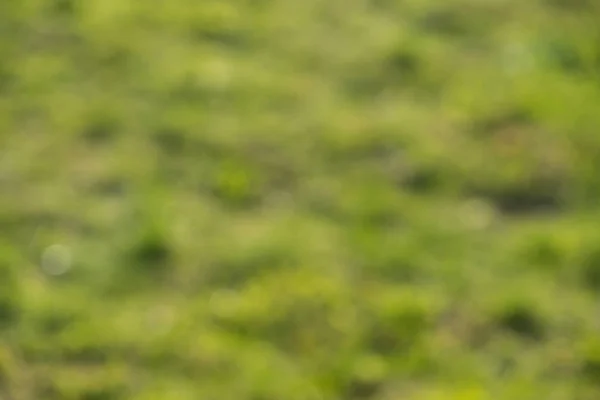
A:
1 0 600 399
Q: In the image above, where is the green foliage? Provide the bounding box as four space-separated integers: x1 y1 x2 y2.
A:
1 0 600 398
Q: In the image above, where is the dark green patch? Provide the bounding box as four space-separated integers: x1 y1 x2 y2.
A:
0 294 19 329
418 7 470 37
466 177 566 215
495 304 546 341
153 127 187 155
129 230 171 266
83 116 120 144
580 248 600 291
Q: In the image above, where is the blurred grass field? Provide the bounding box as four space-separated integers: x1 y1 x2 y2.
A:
2 0 600 399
